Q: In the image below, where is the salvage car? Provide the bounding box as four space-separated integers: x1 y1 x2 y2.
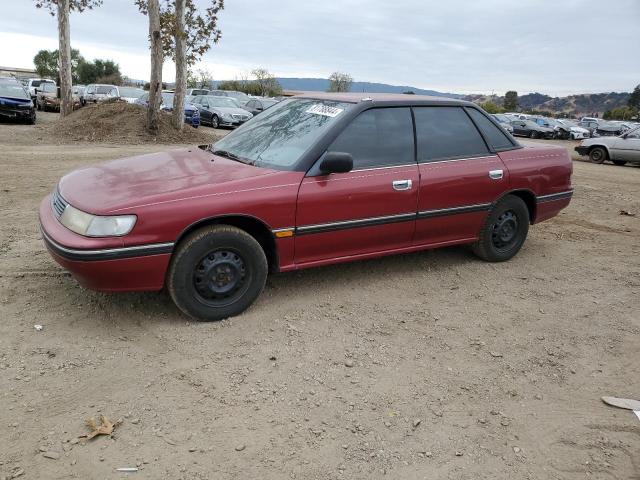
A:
135 91 201 128
39 93 573 321
84 84 119 103
556 119 590 140
35 82 60 111
491 114 514 133
510 119 555 139
0 77 36 124
24 78 55 104
191 95 252 128
575 125 640 165
243 98 279 116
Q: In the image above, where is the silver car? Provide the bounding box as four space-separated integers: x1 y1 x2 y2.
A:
84 84 119 103
191 95 253 128
575 125 640 165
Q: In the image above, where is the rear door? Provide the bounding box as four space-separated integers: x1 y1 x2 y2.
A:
413 106 511 246
294 107 419 265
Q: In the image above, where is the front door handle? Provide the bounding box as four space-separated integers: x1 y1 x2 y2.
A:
392 179 412 191
489 169 504 180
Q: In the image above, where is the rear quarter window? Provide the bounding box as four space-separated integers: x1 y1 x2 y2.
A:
466 108 516 151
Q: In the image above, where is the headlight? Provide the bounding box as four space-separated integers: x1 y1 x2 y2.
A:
60 204 136 237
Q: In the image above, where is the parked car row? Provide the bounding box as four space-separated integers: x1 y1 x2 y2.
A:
501 112 639 140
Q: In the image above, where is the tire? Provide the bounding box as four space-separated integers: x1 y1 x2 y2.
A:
472 195 530 262
211 114 220 129
589 147 607 164
570 133 576 140
612 160 627 166
27 112 36 125
529 131 538 139
167 225 268 321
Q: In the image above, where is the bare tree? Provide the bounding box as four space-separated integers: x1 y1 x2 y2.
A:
172 0 186 130
328 72 353 93
33 0 102 117
251 68 282 97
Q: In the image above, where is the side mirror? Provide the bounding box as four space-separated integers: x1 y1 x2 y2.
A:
319 152 353 174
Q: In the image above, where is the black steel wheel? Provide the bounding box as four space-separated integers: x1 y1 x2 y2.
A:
589 147 607 164
472 195 530 262
168 225 268 321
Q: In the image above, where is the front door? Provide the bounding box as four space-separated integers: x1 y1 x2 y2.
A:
610 128 640 161
295 107 419 266
412 106 511 245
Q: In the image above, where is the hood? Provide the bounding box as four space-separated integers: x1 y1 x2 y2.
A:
213 106 250 115
58 147 281 214
570 126 589 133
0 96 32 107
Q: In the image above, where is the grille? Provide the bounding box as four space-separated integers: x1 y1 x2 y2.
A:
51 188 68 218
232 114 249 121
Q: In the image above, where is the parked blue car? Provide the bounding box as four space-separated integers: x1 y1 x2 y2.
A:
135 91 200 128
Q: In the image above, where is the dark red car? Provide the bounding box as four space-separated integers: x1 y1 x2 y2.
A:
40 93 573 321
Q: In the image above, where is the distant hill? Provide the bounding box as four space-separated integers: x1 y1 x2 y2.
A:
464 91 631 116
212 77 462 98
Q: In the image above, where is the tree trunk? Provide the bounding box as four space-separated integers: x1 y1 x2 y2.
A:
57 0 73 117
172 0 186 130
147 0 163 135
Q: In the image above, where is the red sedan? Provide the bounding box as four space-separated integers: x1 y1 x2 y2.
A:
40 93 573 321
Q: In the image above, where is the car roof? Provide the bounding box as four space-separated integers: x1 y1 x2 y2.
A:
293 91 471 106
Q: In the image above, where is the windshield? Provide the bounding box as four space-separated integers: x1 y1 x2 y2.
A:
212 98 352 170
161 92 174 104
206 97 242 108
42 83 57 93
493 114 510 123
95 85 117 95
118 87 143 98
225 91 250 100
0 80 30 99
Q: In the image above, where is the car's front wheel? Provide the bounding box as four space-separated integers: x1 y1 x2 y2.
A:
167 225 268 321
589 147 607 164
472 195 530 262
211 115 220 129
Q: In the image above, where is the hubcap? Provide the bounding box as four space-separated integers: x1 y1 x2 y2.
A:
193 250 246 305
491 210 519 250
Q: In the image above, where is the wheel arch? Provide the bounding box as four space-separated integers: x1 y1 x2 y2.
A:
587 144 611 158
494 189 537 224
175 214 279 272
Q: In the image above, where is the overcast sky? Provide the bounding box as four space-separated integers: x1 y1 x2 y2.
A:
1 0 638 96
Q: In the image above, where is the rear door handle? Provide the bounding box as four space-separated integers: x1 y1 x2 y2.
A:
489 169 504 180
392 179 412 191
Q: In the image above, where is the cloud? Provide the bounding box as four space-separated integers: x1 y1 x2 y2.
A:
1 0 638 95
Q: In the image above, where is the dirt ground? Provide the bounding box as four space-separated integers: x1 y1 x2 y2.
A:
1 112 639 480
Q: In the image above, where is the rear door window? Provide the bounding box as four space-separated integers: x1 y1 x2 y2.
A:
328 107 414 169
466 108 515 151
414 107 489 162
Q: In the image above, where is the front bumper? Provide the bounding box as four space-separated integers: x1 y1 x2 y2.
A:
575 146 590 156
39 196 172 292
0 106 34 120
185 114 200 126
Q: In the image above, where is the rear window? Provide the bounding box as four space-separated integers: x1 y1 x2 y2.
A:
467 108 515 151
414 107 489 162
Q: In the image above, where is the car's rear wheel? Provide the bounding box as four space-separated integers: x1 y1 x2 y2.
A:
612 160 627 166
529 131 538 139
589 147 607 164
472 195 530 262
211 115 220 129
167 225 268 321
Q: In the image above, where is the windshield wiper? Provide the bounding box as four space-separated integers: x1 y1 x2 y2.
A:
211 149 243 162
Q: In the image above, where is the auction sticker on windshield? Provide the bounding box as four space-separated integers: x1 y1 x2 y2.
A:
306 104 344 117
